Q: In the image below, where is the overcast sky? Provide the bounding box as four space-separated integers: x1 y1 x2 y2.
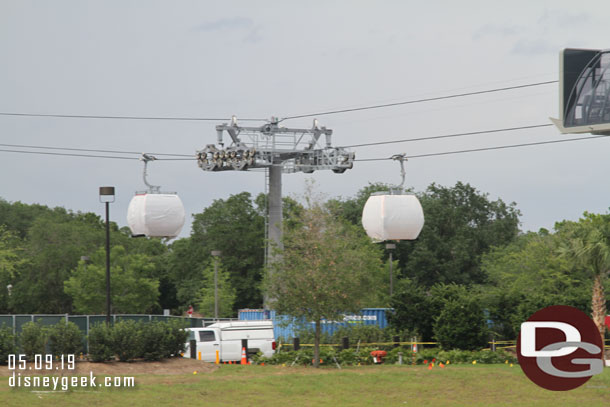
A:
1 1 610 238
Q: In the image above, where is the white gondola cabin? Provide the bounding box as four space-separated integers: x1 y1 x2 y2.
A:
126 154 186 238
127 193 185 238
362 193 424 241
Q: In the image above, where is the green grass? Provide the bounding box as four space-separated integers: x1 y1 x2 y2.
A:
1 364 609 406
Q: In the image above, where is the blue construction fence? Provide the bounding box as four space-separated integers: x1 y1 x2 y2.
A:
238 308 390 340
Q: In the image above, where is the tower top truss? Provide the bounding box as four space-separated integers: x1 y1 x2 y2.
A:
197 116 354 174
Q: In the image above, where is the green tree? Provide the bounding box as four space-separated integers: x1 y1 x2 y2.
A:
387 278 436 340
0 227 23 279
0 198 71 239
389 282 479 342
266 194 383 367
0 198 174 314
0 226 25 313
167 237 207 312
557 213 610 342
64 246 159 314
481 231 590 338
402 182 520 286
197 260 236 318
189 192 265 311
10 214 107 313
326 183 391 225
326 182 520 288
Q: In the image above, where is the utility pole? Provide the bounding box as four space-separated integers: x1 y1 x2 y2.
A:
197 116 355 309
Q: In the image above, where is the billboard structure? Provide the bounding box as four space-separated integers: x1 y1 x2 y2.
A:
550 48 610 134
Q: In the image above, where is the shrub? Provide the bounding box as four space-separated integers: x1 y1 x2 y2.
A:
0 326 16 365
330 325 388 345
161 320 188 358
335 347 375 365
88 323 114 362
20 322 48 361
285 326 332 345
433 297 488 350
111 320 142 362
138 322 166 361
88 320 190 363
280 325 409 350
48 320 83 357
254 347 380 366
253 349 315 366
400 347 516 365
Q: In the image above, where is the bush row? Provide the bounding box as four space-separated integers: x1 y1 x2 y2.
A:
0 319 189 364
0 326 16 365
252 347 517 366
88 319 188 362
282 324 410 346
1 320 83 362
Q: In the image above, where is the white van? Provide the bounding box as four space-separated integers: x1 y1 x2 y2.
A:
184 320 276 363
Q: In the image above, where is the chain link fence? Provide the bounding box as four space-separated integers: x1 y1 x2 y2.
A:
0 314 237 353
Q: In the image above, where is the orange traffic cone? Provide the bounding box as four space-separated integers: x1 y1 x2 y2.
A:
241 347 248 365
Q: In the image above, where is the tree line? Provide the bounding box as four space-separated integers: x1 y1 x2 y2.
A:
0 181 607 353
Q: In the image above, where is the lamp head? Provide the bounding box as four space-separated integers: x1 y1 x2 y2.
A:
99 186 115 203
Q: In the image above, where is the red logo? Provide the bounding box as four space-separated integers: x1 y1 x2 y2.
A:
517 305 604 391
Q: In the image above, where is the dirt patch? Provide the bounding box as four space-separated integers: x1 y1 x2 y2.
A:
0 357 218 376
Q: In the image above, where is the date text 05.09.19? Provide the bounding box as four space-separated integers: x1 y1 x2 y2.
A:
8 354 75 371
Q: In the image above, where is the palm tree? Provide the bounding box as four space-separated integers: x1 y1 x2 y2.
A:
558 213 609 343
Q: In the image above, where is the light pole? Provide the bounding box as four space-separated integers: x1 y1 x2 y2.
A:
386 243 396 297
6 284 12 315
211 250 222 319
99 186 115 325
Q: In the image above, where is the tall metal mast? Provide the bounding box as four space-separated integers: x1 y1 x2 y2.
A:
197 116 355 308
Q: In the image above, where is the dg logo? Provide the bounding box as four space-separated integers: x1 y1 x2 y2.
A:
517 305 605 391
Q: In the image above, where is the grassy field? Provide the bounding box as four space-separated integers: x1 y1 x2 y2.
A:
0 364 608 406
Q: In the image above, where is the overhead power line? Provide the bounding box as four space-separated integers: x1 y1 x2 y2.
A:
354 134 610 161
281 80 557 121
341 123 554 148
0 112 267 122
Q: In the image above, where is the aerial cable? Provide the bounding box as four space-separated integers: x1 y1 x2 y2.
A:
0 148 140 160
0 123 556 157
0 142 193 157
280 80 557 121
340 124 554 149
354 134 610 161
0 112 267 122
0 148 193 161
2 135 607 162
